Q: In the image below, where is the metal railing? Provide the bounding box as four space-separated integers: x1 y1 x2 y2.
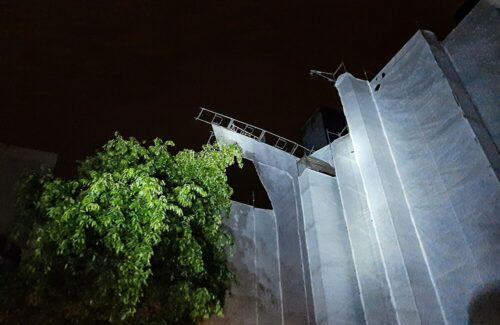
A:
195 107 314 157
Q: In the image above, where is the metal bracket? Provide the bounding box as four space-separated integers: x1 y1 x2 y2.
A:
310 62 347 83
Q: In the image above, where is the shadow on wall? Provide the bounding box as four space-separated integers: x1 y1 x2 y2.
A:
469 282 500 324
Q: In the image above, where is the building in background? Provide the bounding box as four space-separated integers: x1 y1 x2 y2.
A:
301 106 347 152
0 143 57 236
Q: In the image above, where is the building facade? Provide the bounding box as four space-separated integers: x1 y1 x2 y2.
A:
206 1 500 324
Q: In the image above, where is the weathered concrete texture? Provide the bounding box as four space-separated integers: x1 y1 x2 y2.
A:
302 108 331 151
444 0 500 154
299 168 364 325
356 18 500 322
204 201 282 325
213 125 315 325
254 204 283 325
331 135 397 325
207 2 499 324
0 143 57 234
336 73 444 325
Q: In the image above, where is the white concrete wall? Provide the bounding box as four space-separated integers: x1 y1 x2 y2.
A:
299 168 364 324
204 202 282 325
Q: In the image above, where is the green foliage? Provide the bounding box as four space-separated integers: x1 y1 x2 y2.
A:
0 134 242 324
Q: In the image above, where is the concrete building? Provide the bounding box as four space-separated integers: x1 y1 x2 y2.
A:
206 1 500 324
0 143 57 235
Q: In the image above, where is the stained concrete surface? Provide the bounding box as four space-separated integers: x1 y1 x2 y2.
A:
213 125 315 325
203 202 282 325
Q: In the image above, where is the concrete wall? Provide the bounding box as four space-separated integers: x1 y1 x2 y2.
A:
331 135 397 325
204 202 282 325
299 168 364 324
212 125 315 325
329 10 500 321
355 18 499 322
305 3 499 323
336 72 444 325
208 2 499 324
444 0 500 154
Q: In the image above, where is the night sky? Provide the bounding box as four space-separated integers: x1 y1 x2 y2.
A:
1 0 468 206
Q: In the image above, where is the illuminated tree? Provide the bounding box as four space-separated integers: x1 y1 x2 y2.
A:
0 134 242 324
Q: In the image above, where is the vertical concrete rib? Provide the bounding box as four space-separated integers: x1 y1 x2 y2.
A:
299 168 364 324
422 30 500 177
254 162 312 325
331 135 397 325
203 202 283 325
336 73 445 324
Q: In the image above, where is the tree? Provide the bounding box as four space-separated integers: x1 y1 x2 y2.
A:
0 134 242 324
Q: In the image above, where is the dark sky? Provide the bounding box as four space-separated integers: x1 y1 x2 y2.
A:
1 0 468 206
